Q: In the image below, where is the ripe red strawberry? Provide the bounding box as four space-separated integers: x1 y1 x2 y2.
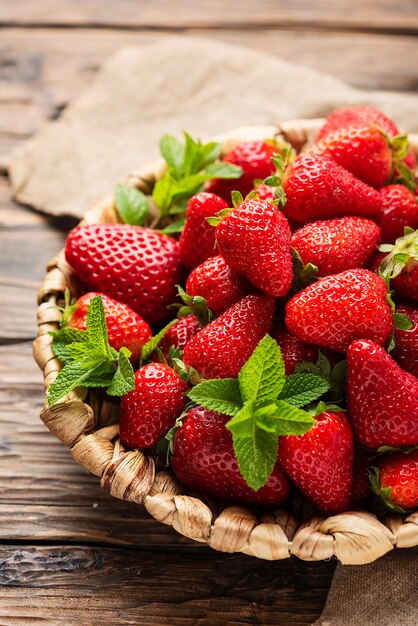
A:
278 410 354 513
372 449 418 510
378 228 418 303
251 182 277 202
378 185 418 244
215 198 292 297
207 141 276 202
285 269 393 352
316 105 400 141
65 224 183 326
157 315 203 360
291 216 381 277
394 304 418 377
307 126 392 189
270 326 318 375
178 192 228 271
282 154 382 224
171 406 290 505
347 339 418 448
183 293 275 379
186 255 253 317
68 292 152 363
120 363 189 450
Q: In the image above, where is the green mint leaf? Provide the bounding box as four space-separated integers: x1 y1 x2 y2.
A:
65 342 107 369
227 401 277 490
254 400 316 436
183 132 202 176
47 361 110 405
140 320 177 365
86 295 111 358
329 360 347 401
238 335 286 406
156 217 186 235
152 174 175 214
204 162 243 179
394 312 414 330
197 141 222 169
315 351 332 380
114 184 149 226
159 134 185 176
52 328 88 362
187 378 242 417
278 374 329 408
107 347 135 396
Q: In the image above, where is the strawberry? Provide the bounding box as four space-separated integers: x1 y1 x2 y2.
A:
215 198 292 297
68 292 152 363
120 363 189 450
291 216 381 277
285 269 393 352
378 185 418 244
183 293 275 379
251 182 277 202
157 315 203 360
278 410 354 513
371 449 418 510
316 105 400 142
394 304 418 377
307 126 393 189
282 154 382 225
347 339 418 448
185 255 253 317
65 224 183 326
378 228 418 303
178 192 228 271
207 141 277 202
270 326 318 375
171 406 290 505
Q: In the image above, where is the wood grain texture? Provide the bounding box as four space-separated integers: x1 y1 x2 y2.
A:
0 545 335 625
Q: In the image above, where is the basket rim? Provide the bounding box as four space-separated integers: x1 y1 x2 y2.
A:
34 119 418 565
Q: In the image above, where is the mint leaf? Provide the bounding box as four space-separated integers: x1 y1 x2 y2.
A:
86 295 111 357
152 175 175 213
115 184 149 226
232 423 277 491
205 162 243 179
238 335 285 406
47 361 109 405
198 141 222 169
52 328 88 362
187 379 242 417
159 135 185 176
278 374 329 408
107 347 135 396
156 217 186 235
140 320 177 365
253 400 316 436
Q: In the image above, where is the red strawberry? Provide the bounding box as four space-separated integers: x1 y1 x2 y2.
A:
282 154 382 224
372 450 418 510
378 185 418 244
285 269 393 352
378 228 418 303
351 447 375 504
157 315 203 360
278 410 354 513
316 105 400 141
68 292 152 363
291 216 381 277
178 192 228 271
394 304 418 377
271 326 318 375
186 255 253 317
171 406 290 505
252 182 277 202
65 224 183 326
120 363 189 450
207 141 276 202
215 198 292 297
307 126 392 189
347 339 418 448
183 293 275 379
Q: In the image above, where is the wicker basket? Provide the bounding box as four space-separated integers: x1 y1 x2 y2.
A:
34 118 418 565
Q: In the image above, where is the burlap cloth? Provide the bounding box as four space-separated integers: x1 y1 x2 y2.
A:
8 37 417 624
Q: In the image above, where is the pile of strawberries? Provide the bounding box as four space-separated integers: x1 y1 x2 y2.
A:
55 105 418 516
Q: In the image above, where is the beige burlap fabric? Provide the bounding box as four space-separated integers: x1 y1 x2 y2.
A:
8 37 418 625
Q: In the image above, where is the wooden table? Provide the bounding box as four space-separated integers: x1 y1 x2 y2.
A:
1 3 417 624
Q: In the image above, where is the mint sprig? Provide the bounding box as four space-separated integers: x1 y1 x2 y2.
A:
48 296 135 405
153 132 242 218
187 335 329 490
115 184 149 226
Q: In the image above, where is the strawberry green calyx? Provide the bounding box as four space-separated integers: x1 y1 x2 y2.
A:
139 320 177 365
375 127 416 191
48 295 135 405
369 467 406 514
262 146 294 208
379 227 418 286
291 248 319 293
187 334 329 491
169 285 213 327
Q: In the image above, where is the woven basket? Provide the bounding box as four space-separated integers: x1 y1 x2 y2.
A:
34 118 418 565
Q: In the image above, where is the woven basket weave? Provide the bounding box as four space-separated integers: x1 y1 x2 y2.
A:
34 118 418 565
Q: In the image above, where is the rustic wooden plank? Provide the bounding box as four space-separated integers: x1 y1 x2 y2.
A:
0 0 416 31
0 545 335 625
